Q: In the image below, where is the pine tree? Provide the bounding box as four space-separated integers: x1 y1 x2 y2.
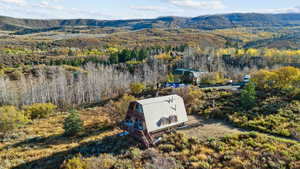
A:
63 110 83 136
241 81 256 109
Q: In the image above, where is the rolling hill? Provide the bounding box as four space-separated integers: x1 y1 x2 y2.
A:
2 13 300 32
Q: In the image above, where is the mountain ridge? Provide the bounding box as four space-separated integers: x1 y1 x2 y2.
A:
2 13 300 31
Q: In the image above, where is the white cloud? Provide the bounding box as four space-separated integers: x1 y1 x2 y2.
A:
35 1 63 10
264 6 300 13
131 6 166 12
167 0 225 10
0 0 25 5
0 0 112 19
231 6 300 14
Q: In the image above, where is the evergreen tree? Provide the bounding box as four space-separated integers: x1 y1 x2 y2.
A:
63 110 83 136
119 49 131 63
138 48 148 61
131 50 138 60
241 81 256 109
109 53 119 64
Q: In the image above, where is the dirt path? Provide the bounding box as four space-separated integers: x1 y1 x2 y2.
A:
178 115 245 140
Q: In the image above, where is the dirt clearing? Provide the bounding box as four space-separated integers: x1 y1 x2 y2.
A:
178 115 244 140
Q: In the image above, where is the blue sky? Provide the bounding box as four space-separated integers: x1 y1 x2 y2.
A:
1 0 300 19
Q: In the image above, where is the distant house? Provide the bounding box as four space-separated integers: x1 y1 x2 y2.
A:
172 68 208 85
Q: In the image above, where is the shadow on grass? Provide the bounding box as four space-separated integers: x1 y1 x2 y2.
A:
0 125 115 152
11 132 138 169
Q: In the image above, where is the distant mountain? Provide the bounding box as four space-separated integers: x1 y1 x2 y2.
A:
2 13 300 32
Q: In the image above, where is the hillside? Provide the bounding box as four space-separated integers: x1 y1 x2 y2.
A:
2 13 300 31
245 32 300 49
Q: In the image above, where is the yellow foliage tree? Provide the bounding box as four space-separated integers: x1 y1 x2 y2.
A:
252 66 300 90
106 47 119 54
0 106 28 133
130 82 146 95
274 66 300 89
252 69 277 90
23 103 57 119
246 48 259 57
201 72 228 85
236 49 245 57
154 52 172 60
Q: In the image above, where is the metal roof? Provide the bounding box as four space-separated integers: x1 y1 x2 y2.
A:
136 95 179 105
136 95 188 132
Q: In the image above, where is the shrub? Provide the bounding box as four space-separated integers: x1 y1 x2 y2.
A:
129 147 142 160
86 154 117 169
240 81 256 109
130 82 146 95
23 103 57 119
61 155 87 169
201 72 228 85
104 94 137 124
167 73 175 83
63 65 87 73
126 60 142 65
63 110 83 136
0 69 4 77
174 86 204 113
116 94 136 116
114 159 134 169
0 106 28 134
9 70 23 80
290 88 300 100
158 144 176 152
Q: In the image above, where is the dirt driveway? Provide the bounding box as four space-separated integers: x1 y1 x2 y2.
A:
178 115 244 140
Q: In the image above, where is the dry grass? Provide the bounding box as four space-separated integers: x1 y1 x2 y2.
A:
0 107 122 169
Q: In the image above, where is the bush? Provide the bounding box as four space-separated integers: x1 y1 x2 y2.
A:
167 73 175 83
0 106 28 134
158 144 176 152
115 94 136 120
9 70 23 80
201 72 228 85
129 147 142 159
86 154 117 169
63 65 87 73
114 159 134 169
130 82 146 95
61 155 87 169
290 88 300 100
173 86 204 113
63 110 83 136
0 69 4 77
23 103 57 119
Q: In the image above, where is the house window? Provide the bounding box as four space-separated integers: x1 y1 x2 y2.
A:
135 104 143 113
124 119 134 127
134 120 144 130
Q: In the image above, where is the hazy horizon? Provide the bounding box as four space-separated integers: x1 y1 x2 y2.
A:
1 0 300 20
2 12 300 21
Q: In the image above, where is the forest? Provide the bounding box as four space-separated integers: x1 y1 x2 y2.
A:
1 13 300 169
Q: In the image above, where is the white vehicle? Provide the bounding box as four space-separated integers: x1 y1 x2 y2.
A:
243 75 251 83
121 95 188 147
